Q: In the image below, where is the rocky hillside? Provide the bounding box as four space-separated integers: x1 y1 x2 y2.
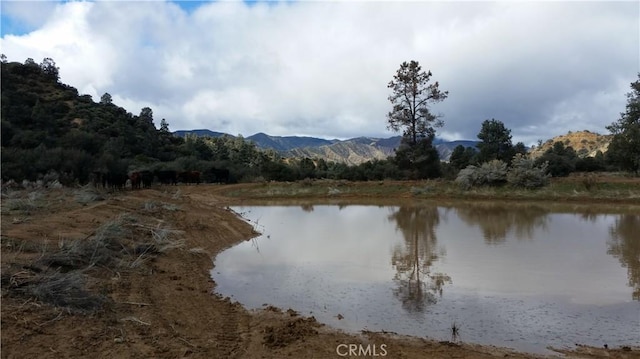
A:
286 139 395 165
284 138 480 165
529 130 612 158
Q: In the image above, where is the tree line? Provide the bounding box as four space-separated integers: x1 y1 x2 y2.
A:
384 60 639 184
1 56 638 188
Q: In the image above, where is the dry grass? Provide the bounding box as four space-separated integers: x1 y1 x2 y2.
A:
73 185 105 204
142 201 181 212
16 271 105 314
3 211 184 313
1 190 45 214
130 222 184 268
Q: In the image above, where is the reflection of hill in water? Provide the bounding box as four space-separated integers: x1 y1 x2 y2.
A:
388 206 451 313
608 215 640 301
453 203 550 243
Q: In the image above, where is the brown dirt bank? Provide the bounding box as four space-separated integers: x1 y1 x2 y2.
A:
1 184 638 359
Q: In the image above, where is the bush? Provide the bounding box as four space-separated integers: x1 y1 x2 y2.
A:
454 166 477 190
507 154 550 189
455 160 508 189
478 160 508 185
582 174 598 191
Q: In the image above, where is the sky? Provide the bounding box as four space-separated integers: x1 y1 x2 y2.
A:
0 1 638 145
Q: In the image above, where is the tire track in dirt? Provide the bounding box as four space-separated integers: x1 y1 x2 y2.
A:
163 187 256 358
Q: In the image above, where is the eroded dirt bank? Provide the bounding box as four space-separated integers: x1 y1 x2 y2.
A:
1 184 638 359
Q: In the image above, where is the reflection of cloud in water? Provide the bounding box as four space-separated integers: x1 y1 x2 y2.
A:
453 203 549 243
388 205 451 313
216 204 638 353
607 215 640 301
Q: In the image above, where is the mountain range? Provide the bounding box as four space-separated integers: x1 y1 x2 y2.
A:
173 130 480 165
174 129 613 165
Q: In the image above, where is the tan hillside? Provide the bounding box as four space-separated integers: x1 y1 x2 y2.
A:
287 142 391 165
529 130 612 158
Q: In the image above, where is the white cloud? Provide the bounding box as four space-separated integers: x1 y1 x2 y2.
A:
1 0 637 143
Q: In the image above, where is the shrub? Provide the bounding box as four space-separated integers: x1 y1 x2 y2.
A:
455 166 477 190
74 185 104 204
582 174 598 191
299 177 313 187
478 160 508 185
455 160 507 189
507 154 550 189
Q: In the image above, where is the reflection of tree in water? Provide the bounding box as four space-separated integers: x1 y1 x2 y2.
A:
578 209 601 223
389 205 451 313
607 215 640 301
455 203 549 244
300 204 314 212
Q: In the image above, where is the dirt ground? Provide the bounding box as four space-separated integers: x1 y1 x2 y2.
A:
1 184 638 359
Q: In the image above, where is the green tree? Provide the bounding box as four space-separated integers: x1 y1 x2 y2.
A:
387 60 448 145
607 74 640 175
393 139 441 179
160 118 170 132
476 119 515 163
513 142 527 156
24 58 37 67
387 61 448 179
39 57 59 81
535 141 577 177
100 93 113 105
298 157 316 179
138 107 154 128
449 145 476 171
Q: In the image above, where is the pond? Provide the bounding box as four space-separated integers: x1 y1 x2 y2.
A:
212 202 640 354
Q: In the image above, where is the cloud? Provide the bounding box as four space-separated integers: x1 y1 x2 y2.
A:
1 1 637 144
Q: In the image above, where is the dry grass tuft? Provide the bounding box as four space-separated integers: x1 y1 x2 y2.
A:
38 214 135 270
2 268 105 314
18 270 105 313
74 185 105 204
3 212 184 313
2 190 45 214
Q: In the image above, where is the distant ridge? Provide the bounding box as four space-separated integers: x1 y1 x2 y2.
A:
246 132 337 151
172 129 479 164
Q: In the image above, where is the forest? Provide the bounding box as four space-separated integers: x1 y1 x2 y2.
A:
1 57 638 188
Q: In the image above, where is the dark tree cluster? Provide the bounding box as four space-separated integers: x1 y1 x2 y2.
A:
0 58 401 186
607 74 640 175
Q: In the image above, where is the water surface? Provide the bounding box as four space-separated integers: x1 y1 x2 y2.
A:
212 202 639 354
